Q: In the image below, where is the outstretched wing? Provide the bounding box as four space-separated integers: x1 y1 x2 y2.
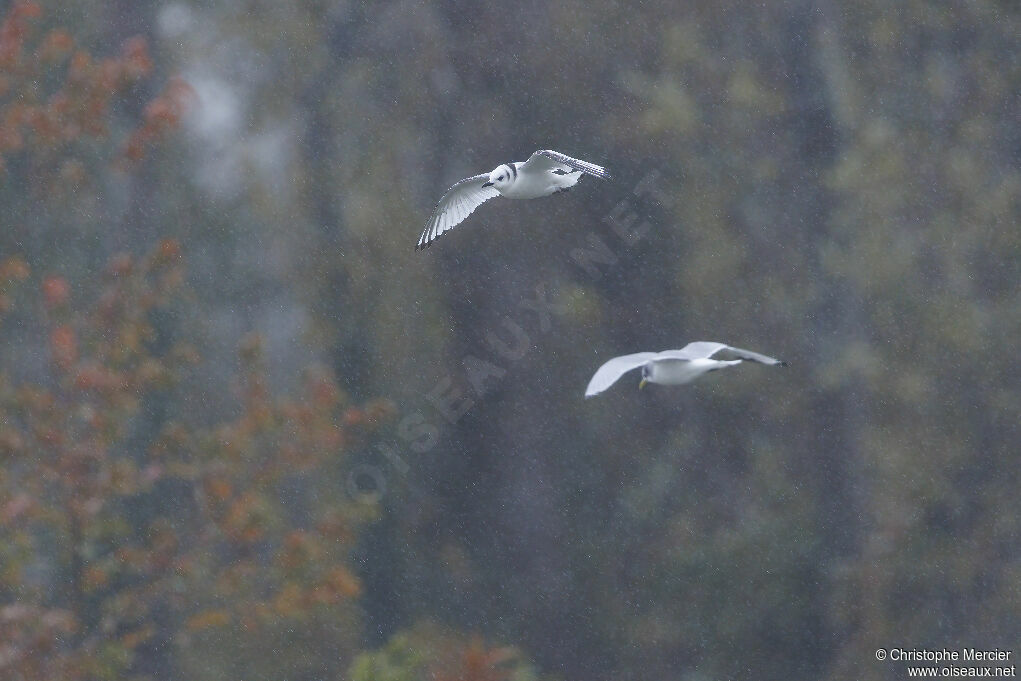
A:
417 174 501 250
522 150 611 180
585 352 656 398
656 342 730 361
709 344 787 366
658 342 786 366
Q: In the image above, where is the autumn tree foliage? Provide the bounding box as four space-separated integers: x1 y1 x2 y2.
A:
0 5 543 681
0 1 189 173
349 625 537 681
0 243 395 680
0 4 379 679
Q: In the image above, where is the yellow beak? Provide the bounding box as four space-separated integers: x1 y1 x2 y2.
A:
639 378 647 390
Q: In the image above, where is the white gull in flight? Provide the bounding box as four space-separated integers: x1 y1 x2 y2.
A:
416 149 610 250
585 342 787 398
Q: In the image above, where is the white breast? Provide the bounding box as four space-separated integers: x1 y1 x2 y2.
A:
649 358 735 385
499 163 575 200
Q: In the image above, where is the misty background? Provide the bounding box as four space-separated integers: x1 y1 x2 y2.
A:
0 1 1018 680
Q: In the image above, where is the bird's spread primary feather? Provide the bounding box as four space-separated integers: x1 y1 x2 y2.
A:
416 174 500 250
416 150 609 250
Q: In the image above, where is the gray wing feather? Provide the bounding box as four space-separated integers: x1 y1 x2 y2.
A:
417 174 501 250
658 342 785 365
710 345 786 365
524 150 611 180
585 352 657 398
656 342 730 361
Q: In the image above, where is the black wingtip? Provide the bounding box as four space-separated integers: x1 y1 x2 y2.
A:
778 360 790 367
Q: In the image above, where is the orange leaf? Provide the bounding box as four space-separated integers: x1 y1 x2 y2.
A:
50 325 76 368
326 566 361 598
1 493 32 523
157 238 181 261
120 35 152 78
38 28 73 62
206 478 232 501
41 275 69 308
273 582 304 616
0 256 29 281
83 565 109 591
185 609 230 630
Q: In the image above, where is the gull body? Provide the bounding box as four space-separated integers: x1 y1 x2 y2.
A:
642 357 744 387
416 149 610 249
584 342 787 398
487 159 589 199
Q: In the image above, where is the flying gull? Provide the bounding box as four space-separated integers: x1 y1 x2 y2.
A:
416 150 610 250
585 342 787 398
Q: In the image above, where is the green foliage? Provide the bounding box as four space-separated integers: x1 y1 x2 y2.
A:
351 625 537 681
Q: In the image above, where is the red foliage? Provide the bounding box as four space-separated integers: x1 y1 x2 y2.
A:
123 78 194 162
0 256 30 282
0 3 41 68
0 7 387 679
433 637 520 681
49 324 76 368
0 1 187 178
0 243 388 680
41 275 69 308
0 604 78 681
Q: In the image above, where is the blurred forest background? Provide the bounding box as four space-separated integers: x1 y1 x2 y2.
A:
0 1 1018 680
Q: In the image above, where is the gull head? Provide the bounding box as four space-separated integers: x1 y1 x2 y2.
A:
481 164 515 190
639 363 650 390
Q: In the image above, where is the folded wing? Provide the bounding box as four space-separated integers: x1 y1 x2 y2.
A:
417 174 502 250
522 150 611 180
585 352 657 398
